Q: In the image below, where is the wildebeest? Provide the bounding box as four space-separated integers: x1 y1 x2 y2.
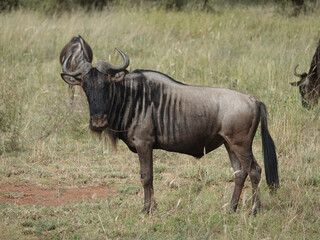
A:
60 35 279 215
291 40 320 108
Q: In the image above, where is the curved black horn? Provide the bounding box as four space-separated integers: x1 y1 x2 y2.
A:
293 64 306 77
62 53 92 77
96 48 130 74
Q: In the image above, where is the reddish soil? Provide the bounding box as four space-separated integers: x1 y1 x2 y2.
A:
0 184 115 206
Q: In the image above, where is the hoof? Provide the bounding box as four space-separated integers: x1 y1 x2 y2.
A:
251 203 260 216
141 201 157 214
232 204 238 213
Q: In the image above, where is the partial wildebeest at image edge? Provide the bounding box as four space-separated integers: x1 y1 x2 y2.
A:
59 35 279 215
291 39 320 109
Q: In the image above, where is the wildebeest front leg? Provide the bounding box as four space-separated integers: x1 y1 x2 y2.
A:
136 144 155 213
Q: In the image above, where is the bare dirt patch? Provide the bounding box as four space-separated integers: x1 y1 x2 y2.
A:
0 184 116 206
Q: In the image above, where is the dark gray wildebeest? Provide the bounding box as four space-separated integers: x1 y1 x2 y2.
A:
60 35 279 215
291 40 320 108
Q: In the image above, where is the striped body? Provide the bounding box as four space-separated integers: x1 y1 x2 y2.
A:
104 70 259 158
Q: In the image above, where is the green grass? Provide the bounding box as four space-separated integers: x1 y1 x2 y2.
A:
1 3 320 239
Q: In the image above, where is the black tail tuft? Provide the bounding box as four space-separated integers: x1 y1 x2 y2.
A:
259 102 279 190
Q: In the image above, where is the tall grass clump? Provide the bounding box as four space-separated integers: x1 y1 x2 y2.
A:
0 3 320 239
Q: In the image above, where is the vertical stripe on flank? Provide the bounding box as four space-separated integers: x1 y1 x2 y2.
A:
166 91 172 144
171 95 177 144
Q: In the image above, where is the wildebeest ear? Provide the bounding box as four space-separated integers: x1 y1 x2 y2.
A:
290 81 300 86
60 73 81 86
111 71 126 82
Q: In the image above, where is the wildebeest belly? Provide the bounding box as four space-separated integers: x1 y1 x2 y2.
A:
160 137 225 158
154 125 225 158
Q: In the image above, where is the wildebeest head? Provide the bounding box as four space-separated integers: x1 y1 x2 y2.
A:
291 63 320 108
290 64 311 108
60 35 130 132
291 40 320 108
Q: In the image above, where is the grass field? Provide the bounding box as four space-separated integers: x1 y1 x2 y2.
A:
0 2 320 239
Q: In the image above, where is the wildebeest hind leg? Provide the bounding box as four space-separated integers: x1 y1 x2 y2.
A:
232 147 261 215
224 143 248 212
247 156 262 215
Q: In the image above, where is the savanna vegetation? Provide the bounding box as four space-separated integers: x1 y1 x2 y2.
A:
0 0 319 239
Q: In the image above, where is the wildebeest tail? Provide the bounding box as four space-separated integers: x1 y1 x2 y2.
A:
259 102 279 191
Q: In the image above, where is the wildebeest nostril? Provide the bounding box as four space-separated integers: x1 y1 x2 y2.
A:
90 114 108 130
90 114 107 121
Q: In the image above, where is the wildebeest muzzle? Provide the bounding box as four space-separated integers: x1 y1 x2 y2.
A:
90 114 108 131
